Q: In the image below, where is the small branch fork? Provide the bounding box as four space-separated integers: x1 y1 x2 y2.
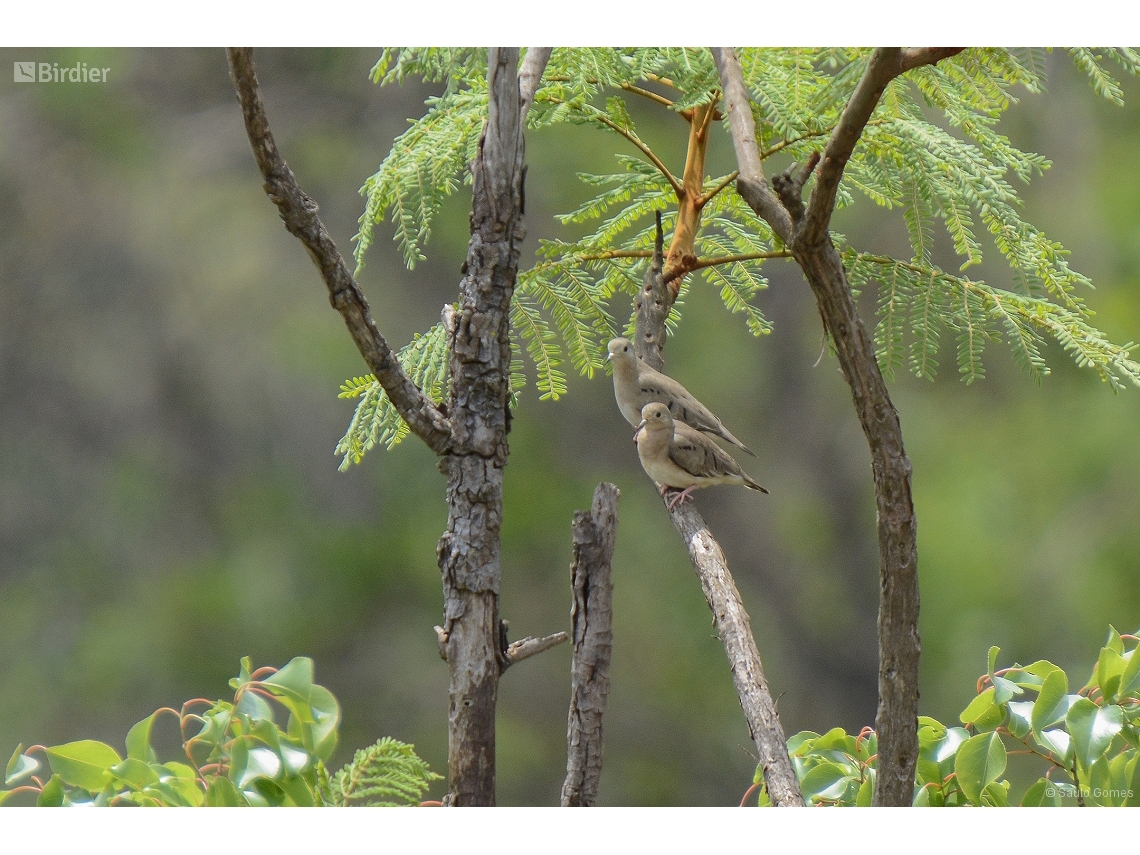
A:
713 45 963 807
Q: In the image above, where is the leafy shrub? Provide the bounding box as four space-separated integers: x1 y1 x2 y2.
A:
754 627 1140 806
1 656 439 807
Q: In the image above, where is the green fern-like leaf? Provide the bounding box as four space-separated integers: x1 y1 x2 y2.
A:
335 322 449 468
321 738 441 807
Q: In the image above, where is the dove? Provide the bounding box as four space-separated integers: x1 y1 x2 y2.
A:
607 337 754 456
635 402 768 510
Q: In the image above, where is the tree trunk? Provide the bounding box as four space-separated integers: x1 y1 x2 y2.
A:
436 47 528 806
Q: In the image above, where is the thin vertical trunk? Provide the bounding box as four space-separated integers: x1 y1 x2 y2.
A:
436 47 528 806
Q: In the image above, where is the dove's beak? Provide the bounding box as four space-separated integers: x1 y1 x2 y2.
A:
633 418 646 442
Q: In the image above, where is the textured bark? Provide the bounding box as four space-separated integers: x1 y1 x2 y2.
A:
434 47 531 806
229 46 552 807
715 46 961 806
634 212 669 369
667 505 803 806
562 482 619 807
634 229 804 807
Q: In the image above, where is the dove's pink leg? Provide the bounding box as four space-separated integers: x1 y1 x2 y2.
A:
666 486 698 510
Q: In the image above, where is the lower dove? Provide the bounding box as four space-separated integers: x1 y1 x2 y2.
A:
635 402 768 510
608 337 754 456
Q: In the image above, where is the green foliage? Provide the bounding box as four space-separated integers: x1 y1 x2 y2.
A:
0 657 438 807
339 47 1140 463
319 737 441 806
755 628 1140 806
335 321 450 469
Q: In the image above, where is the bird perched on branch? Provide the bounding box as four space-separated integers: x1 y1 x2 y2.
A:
635 403 768 510
608 337 754 456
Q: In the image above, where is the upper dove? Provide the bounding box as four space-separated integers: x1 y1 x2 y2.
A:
607 337 754 456
635 403 768 510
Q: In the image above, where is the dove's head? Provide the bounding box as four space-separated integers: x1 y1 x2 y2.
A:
636 402 674 436
607 337 635 364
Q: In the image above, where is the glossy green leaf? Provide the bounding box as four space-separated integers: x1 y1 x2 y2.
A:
1020 778 1060 806
1067 698 1123 770
1086 755 1114 805
954 732 1007 805
1023 659 1063 680
787 731 819 755
45 740 121 792
960 686 997 725
125 713 160 764
236 746 282 788
205 775 244 806
913 782 938 806
37 774 64 807
230 656 254 690
982 780 1010 806
1031 669 1071 731
1107 751 1133 806
1105 626 1125 655
934 726 970 779
150 774 204 807
800 761 852 802
235 688 275 723
813 727 854 752
260 657 315 700
260 658 341 761
1007 701 1035 740
5 745 38 787
1091 646 1127 698
960 687 1005 732
159 761 198 781
1034 728 1073 765
1121 724 1140 750
991 675 1022 705
1119 647 1140 698
280 773 316 807
988 645 1000 678
109 758 159 791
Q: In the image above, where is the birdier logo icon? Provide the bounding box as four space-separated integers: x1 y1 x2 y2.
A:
14 62 36 82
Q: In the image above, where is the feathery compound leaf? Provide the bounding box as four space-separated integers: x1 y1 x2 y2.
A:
356 85 487 271
512 293 567 400
321 737 441 807
335 322 449 467
1069 48 1126 104
847 251 1140 390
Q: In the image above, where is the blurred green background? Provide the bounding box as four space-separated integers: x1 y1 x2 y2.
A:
1 48 1137 806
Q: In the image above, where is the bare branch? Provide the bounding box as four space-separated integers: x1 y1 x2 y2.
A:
620 81 676 110
634 212 669 368
519 48 552 118
504 631 569 667
562 482 618 807
711 47 794 245
801 47 963 244
226 48 452 454
665 500 805 807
